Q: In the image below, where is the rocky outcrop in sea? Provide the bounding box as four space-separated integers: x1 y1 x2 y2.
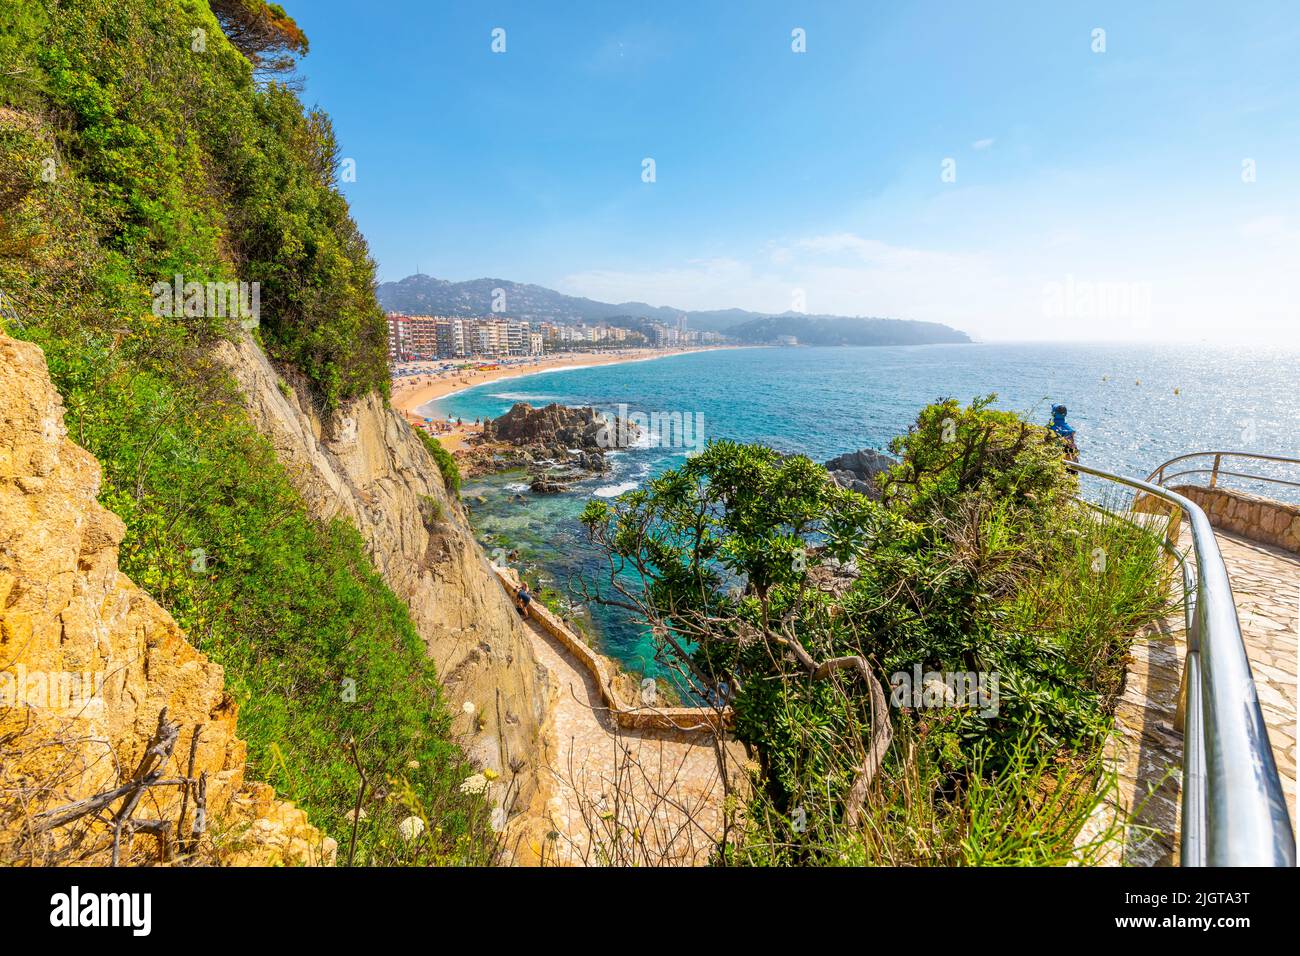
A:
824 448 896 500
465 402 642 493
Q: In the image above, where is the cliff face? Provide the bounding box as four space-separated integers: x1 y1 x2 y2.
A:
0 335 332 865
211 335 546 818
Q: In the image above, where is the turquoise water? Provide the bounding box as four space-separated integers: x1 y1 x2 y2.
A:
426 343 1300 679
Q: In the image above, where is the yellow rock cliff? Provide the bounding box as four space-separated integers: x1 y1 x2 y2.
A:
0 334 333 866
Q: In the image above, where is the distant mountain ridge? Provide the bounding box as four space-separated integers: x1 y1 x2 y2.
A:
725 314 970 347
376 273 972 344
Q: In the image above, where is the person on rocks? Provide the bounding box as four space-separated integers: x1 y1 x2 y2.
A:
515 582 533 619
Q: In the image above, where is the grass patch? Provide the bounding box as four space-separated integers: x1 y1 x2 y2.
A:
417 430 461 498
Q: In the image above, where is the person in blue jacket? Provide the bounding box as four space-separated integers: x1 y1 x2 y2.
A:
1047 404 1079 460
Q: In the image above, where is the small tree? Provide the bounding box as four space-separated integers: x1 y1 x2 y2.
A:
579 398 1149 863
207 1 309 78
881 394 1073 520
581 441 896 829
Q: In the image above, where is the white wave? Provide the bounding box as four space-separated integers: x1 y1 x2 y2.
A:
503 482 530 492
490 392 557 402
592 481 640 498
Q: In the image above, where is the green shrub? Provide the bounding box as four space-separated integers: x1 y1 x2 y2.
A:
419 493 443 527
881 393 1073 520
417 430 461 498
583 398 1172 865
8 0 387 409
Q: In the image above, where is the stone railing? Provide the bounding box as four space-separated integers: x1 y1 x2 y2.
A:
491 566 731 732
1169 485 1300 554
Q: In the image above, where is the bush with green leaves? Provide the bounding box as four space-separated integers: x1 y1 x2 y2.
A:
582 398 1172 864
3 0 387 408
417 430 461 498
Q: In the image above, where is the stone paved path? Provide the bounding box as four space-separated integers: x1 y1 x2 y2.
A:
1089 528 1297 865
503 616 744 866
1217 532 1297 812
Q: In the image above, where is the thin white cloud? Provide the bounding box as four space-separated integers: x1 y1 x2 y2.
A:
555 226 1300 346
971 138 995 150
1238 215 1296 242
788 233 978 273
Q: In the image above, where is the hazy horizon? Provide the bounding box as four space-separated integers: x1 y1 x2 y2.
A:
380 271 1300 347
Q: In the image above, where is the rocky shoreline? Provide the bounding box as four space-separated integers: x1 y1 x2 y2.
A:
456 401 897 502
457 402 642 493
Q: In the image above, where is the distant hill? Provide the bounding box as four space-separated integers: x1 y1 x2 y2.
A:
377 274 688 326
726 314 971 347
376 273 972 344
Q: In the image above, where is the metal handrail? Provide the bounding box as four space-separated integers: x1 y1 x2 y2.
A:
1147 451 1300 493
1067 460 1295 866
1157 468 1300 491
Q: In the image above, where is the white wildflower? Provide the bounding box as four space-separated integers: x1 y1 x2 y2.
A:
398 815 425 841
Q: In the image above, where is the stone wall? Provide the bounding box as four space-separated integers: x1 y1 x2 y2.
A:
0 335 333 866
492 567 729 733
1171 485 1300 554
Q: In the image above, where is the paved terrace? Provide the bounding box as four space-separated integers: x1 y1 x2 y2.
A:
494 495 1296 866
1089 527 1297 865
493 568 747 866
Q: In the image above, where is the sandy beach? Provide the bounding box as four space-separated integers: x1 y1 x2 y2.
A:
392 347 720 451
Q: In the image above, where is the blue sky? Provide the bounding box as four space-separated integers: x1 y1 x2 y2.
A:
292 1 1300 343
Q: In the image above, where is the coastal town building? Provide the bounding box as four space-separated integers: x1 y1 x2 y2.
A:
386 312 658 362
435 317 466 358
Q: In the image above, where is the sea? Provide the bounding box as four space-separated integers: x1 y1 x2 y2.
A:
421 343 1300 681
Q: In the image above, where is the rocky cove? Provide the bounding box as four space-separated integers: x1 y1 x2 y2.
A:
447 398 898 688
6 0 1297 891
457 402 642 493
